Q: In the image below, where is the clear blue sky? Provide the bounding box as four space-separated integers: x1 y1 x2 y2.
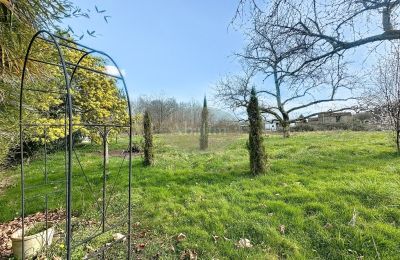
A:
66 1 244 103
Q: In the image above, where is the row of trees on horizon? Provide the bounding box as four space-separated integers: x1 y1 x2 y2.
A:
130 96 241 134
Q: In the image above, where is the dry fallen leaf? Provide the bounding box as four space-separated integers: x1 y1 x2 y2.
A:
37 254 46 260
135 243 146 252
324 223 333 229
279 224 286 235
85 244 95 252
212 235 219 243
236 238 252 248
138 230 147 238
112 232 126 241
133 221 141 228
348 208 358 227
180 249 197 260
177 233 187 242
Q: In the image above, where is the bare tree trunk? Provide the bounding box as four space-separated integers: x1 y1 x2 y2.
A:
281 116 290 138
396 130 400 153
282 124 290 138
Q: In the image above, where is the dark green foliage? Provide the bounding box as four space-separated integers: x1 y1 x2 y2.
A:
143 110 154 166
291 122 372 132
247 87 267 175
200 96 209 150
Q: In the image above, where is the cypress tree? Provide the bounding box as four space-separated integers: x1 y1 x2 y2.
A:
143 110 154 166
247 87 267 175
200 96 209 150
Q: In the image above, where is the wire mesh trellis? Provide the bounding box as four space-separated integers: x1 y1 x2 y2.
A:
19 30 133 259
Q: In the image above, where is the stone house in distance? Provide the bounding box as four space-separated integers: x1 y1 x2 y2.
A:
309 112 353 125
265 111 354 131
265 110 390 132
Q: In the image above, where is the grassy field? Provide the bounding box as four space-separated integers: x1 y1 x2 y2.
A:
1 131 400 259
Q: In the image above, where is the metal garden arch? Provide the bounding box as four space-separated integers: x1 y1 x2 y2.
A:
19 30 133 259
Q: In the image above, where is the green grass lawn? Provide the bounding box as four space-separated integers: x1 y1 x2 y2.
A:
1 131 399 259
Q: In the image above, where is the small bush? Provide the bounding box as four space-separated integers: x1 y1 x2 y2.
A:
131 141 142 153
291 122 374 132
350 122 369 131
291 124 315 132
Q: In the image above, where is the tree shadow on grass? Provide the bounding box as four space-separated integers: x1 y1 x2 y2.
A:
367 150 400 160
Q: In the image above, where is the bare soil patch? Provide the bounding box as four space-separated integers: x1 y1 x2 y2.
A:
0 175 16 195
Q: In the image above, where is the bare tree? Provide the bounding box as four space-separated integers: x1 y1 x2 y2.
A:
132 96 240 134
364 44 400 152
135 96 177 133
216 0 400 137
216 56 358 137
236 0 400 70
